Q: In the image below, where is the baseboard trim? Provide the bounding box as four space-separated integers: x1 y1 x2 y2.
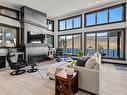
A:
78 88 98 95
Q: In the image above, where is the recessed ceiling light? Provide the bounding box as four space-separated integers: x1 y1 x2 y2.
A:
73 9 76 11
96 1 99 3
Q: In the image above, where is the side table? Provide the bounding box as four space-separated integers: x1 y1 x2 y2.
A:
55 69 78 95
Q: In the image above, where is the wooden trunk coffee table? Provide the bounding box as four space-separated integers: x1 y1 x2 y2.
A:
55 69 78 95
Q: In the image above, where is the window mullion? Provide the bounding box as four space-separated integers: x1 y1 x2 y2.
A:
2 27 5 46
95 12 97 25
95 33 97 52
65 20 67 30
72 18 74 29
108 9 110 23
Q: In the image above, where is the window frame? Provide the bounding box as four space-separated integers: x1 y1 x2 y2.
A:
47 19 54 32
0 5 20 20
58 33 82 55
84 3 126 27
58 14 82 31
84 28 126 60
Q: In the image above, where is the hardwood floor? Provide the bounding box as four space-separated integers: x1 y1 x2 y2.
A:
0 60 92 95
100 63 127 95
0 69 55 95
0 61 127 95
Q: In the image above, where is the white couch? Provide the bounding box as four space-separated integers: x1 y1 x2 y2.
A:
74 53 101 94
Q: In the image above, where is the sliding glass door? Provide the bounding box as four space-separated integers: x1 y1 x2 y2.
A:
97 32 108 57
58 34 82 55
108 31 124 58
86 33 96 55
66 35 73 54
73 34 81 55
85 29 125 59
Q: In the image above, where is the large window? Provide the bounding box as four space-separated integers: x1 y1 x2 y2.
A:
85 29 125 59
74 16 81 28
86 13 96 26
59 20 66 30
58 15 82 31
97 32 108 57
109 6 123 22
66 35 73 54
0 26 18 47
66 19 73 29
85 3 126 26
47 19 54 31
58 34 82 55
97 10 108 24
86 33 96 55
73 34 81 55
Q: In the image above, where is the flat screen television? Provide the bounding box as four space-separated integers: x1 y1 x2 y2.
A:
27 32 45 44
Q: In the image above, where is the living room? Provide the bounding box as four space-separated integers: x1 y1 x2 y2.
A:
0 0 127 95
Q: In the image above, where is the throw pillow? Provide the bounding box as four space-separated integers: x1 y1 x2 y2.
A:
76 56 90 67
93 62 99 70
85 56 97 69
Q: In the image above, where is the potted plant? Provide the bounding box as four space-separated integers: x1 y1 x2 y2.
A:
58 39 67 50
97 44 106 56
77 51 84 57
66 60 77 75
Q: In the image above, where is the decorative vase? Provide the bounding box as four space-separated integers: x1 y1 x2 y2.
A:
66 67 74 75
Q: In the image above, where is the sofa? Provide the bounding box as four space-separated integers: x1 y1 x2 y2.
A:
74 53 101 94
48 53 100 94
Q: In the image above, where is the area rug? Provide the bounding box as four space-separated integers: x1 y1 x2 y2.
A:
114 64 127 71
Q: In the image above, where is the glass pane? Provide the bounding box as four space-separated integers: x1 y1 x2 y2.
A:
109 6 123 22
120 31 124 58
47 35 54 47
66 35 73 54
97 10 108 24
97 32 108 57
66 19 73 29
73 34 81 55
48 24 52 30
47 20 53 31
58 36 66 50
86 33 96 55
4 27 16 47
0 26 3 46
59 20 65 30
108 31 124 58
74 16 81 28
86 13 96 26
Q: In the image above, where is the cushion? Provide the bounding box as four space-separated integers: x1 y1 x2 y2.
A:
76 56 90 67
93 62 99 70
85 56 97 69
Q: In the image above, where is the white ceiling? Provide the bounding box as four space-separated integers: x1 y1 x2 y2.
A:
0 0 119 18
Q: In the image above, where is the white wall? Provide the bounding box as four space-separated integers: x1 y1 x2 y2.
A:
54 1 127 64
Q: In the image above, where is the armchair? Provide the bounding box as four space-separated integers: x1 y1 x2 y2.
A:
6 51 27 75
